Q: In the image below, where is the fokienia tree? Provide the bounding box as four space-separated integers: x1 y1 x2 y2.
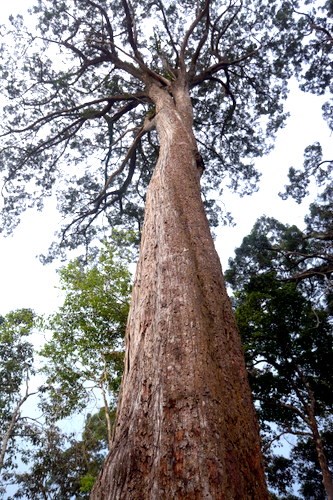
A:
0 0 311 497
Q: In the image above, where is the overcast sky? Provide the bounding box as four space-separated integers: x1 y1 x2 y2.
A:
0 1 331 317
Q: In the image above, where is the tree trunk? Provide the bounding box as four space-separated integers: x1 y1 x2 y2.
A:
91 82 268 499
307 394 333 499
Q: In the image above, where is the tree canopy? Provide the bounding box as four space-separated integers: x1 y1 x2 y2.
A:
0 0 314 255
280 0 332 202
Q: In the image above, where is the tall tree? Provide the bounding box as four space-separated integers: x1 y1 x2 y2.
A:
0 0 309 497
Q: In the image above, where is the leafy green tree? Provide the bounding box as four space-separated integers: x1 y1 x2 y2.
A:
226 212 333 498
14 408 114 499
40 240 132 446
0 0 319 496
0 309 37 490
1 241 130 498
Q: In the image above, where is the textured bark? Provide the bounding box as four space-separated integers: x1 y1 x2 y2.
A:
307 395 333 499
91 82 268 499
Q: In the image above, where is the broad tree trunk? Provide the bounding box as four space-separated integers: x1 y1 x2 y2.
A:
91 82 268 499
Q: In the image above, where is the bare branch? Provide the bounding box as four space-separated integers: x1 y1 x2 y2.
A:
179 0 210 71
94 114 155 206
156 0 180 63
121 0 144 63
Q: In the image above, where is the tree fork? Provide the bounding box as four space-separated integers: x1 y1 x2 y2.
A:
91 84 268 499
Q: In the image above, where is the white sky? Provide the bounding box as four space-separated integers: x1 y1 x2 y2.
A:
0 1 331 316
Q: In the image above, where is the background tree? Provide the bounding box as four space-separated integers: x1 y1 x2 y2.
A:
0 239 130 498
225 206 333 498
226 189 333 309
13 409 113 499
266 430 333 499
0 309 38 492
40 238 132 447
0 0 316 496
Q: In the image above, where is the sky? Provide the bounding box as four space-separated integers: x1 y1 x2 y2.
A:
0 0 331 319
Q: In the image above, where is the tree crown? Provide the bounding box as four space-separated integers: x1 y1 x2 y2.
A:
0 0 307 253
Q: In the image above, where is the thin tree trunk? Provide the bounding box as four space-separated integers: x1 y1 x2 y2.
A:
307 389 333 499
91 82 268 499
0 390 31 472
101 383 113 450
0 403 21 472
312 422 333 500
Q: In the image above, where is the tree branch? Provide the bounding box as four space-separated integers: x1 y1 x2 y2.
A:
0 379 37 472
121 0 144 63
94 114 155 207
2 93 147 136
179 0 210 72
188 3 211 78
190 48 257 87
85 0 118 58
156 0 180 63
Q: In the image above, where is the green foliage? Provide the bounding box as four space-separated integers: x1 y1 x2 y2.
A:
226 204 333 496
226 189 333 309
40 239 132 420
280 0 333 202
0 238 131 497
0 309 35 399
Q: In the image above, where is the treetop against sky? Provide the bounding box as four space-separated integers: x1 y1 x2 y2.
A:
0 0 316 254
